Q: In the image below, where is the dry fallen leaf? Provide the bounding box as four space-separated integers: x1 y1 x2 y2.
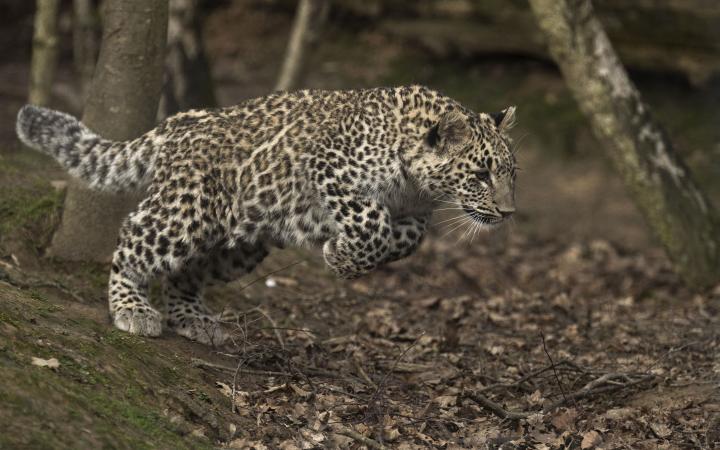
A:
434 395 457 408
580 430 602 449
527 390 544 406
216 381 233 397
604 407 636 421
383 427 401 442
227 438 269 449
31 357 59 369
650 422 672 439
290 383 312 398
551 408 578 431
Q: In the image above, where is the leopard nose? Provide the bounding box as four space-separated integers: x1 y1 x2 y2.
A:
499 208 515 218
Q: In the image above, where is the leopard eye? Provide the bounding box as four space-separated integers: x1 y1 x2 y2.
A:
475 170 491 183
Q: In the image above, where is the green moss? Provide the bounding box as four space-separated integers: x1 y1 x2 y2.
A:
0 286 218 450
0 184 63 258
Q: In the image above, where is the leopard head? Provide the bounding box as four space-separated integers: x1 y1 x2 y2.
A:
410 106 517 228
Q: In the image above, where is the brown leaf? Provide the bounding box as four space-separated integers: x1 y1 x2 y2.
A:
31 356 60 369
580 430 602 449
434 395 457 408
650 422 672 439
604 407 636 421
290 383 312 398
551 408 578 431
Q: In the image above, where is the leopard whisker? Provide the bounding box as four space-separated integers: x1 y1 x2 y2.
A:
441 216 471 240
432 206 465 212
433 214 467 226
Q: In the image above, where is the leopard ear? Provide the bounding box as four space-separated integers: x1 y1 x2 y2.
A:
491 106 517 131
427 111 471 153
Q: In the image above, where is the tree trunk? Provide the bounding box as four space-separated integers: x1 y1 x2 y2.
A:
274 0 328 91
157 0 216 120
48 0 168 262
28 0 60 106
528 0 720 288
72 0 100 101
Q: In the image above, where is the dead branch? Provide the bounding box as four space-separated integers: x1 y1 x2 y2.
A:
192 358 290 377
333 425 389 450
478 359 585 394
355 360 378 390
545 373 657 411
466 391 532 420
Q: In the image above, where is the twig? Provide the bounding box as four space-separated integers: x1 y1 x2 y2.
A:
333 425 388 450
466 391 531 420
192 357 360 383
191 358 290 377
369 332 425 403
545 374 656 411
231 357 248 414
252 307 285 351
355 360 378 390
540 331 569 405
478 359 585 393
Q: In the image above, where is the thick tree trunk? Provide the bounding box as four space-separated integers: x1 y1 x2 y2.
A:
528 0 720 288
72 0 100 101
274 0 328 91
157 0 216 120
28 0 60 106
48 0 168 262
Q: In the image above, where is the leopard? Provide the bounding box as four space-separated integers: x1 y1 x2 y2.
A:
16 85 517 346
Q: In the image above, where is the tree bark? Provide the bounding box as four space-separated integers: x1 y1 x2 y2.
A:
528 0 720 288
72 0 100 101
28 0 60 106
48 0 168 262
157 0 216 120
274 0 328 91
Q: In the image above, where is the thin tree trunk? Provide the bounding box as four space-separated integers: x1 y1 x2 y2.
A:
48 0 168 262
274 0 328 91
72 0 100 101
528 0 720 288
158 0 216 120
28 0 60 106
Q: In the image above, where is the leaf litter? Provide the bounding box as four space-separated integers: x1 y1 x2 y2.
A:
187 233 720 448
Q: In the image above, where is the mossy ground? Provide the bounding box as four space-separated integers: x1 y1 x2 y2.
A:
0 277 236 449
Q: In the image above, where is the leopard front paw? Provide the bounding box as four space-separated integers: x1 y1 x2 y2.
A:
112 305 163 337
323 238 364 279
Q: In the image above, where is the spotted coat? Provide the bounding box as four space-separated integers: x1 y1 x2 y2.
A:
16 85 517 344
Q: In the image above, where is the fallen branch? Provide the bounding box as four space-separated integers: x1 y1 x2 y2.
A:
545 373 656 411
466 391 532 420
191 358 290 377
333 425 388 450
478 359 585 394
355 360 378 390
192 357 362 384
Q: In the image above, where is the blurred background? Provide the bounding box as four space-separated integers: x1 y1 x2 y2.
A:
1 1 719 448
1 0 719 250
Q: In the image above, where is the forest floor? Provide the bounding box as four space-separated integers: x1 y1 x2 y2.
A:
1 3 720 449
